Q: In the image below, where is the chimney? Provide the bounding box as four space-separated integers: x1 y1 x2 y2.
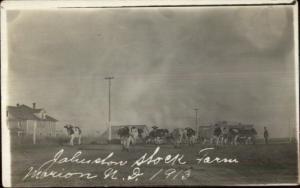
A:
32 102 36 109
16 103 19 107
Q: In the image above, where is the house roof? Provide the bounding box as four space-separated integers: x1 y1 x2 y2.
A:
45 115 57 122
7 104 58 122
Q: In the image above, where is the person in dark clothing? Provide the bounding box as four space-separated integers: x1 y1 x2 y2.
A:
264 127 269 144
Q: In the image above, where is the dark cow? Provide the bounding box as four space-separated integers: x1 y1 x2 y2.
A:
210 126 222 145
138 128 144 138
147 128 169 145
228 128 240 145
185 127 196 145
117 126 138 151
117 126 130 137
157 129 169 138
219 127 230 145
117 126 130 151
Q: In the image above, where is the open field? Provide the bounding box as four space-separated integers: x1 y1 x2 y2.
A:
10 142 299 187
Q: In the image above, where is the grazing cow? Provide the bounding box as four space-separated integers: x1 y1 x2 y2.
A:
118 126 130 151
155 129 169 144
210 126 222 145
185 127 196 145
147 128 169 145
117 126 138 151
146 126 157 144
171 128 186 148
64 124 82 146
129 126 139 145
237 128 257 145
146 130 156 144
137 128 144 138
228 128 240 145
219 127 230 145
137 128 148 143
228 128 257 145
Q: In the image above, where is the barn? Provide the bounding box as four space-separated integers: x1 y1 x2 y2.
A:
198 121 255 141
100 125 149 143
6 103 58 138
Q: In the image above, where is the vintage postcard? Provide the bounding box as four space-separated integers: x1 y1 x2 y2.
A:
1 0 299 187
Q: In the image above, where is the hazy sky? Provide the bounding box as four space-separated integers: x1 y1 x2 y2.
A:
6 6 296 137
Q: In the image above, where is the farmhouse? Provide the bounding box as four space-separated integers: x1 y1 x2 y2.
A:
6 103 58 137
100 125 149 143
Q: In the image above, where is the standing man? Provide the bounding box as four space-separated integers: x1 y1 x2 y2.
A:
264 127 269 144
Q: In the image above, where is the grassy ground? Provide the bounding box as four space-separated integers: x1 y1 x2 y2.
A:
10 142 298 187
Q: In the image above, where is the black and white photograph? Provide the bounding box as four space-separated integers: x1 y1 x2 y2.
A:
1 0 299 187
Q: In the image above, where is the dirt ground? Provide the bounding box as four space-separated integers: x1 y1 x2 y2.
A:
9 142 299 187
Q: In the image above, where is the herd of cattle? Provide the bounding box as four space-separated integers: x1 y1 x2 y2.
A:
63 124 258 150
117 125 258 151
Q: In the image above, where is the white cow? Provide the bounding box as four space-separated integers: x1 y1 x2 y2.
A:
64 124 82 146
219 127 230 145
232 128 257 145
171 128 187 148
129 126 139 146
190 135 197 145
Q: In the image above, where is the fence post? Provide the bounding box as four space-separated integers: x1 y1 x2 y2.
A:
33 120 37 144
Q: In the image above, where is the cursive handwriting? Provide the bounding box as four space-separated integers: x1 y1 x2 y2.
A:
54 149 127 166
23 149 127 181
131 147 186 167
149 168 191 181
23 167 97 180
23 147 240 182
196 148 239 164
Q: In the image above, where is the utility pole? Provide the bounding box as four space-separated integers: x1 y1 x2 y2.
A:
33 120 37 144
105 76 114 142
194 108 199 138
